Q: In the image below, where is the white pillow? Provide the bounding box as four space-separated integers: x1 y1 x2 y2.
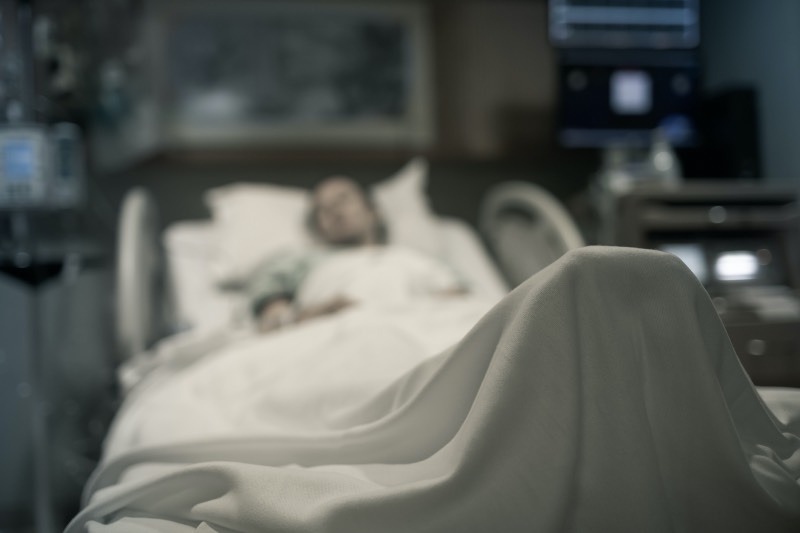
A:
163 221 245 329
205 183 311 285
205 158 440 286
372 158 441 259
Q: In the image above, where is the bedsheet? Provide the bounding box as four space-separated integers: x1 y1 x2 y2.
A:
69 247 800 532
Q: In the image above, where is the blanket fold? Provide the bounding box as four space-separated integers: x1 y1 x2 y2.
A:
69 247 800 532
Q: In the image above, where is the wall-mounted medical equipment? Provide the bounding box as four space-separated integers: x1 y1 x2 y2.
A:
549 0 700 50
549 0 700 150
594 182 800 387
556 50 700 148
0 123 84 209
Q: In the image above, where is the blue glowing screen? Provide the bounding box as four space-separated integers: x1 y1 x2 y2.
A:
4 140 35 181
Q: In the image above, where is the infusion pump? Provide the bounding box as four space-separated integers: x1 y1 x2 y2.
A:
0 123 85 209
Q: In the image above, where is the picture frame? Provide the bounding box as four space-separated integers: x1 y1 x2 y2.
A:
146 0 435 149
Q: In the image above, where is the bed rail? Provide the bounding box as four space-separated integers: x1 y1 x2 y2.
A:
479 181 585 287
115 187 164 361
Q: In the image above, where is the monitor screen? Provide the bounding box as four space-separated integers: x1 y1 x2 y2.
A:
559 61 700 148
656 235 788 288
549 0 700 50
658 243 708 284
714 251 760 282
4 140 36 182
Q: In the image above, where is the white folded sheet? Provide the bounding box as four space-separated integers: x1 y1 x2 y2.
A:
69 247 800 532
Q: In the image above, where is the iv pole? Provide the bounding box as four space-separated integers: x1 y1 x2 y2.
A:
1 0 58 530
11 210 57 533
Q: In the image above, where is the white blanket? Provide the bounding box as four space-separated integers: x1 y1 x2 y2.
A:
296 246 465 310
69 247 800 532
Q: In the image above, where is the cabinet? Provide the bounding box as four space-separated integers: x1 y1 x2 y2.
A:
596 182 800 387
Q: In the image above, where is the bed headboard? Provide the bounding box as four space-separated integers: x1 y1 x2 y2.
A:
95 156 596 233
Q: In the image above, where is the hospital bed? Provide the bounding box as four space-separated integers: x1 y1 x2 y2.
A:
114 169 583 361
68 162 800 532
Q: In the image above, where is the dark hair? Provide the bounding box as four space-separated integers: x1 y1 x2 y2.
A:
306 178 388 244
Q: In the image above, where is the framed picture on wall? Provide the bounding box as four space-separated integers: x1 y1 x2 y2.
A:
146 0 435 149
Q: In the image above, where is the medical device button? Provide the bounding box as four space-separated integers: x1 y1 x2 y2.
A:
747 339 767 356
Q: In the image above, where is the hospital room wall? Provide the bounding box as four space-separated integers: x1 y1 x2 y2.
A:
96 0 800 232
99 155 597 234
702 0 800 181
96 0 598 230
433 0 557 158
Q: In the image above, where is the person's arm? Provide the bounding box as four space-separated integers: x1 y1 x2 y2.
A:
250 250 356 333
257 294 355 333
435 286 469 298
248 251 311 324
296 296 354 323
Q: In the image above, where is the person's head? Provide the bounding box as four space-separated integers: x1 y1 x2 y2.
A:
308 176 386 246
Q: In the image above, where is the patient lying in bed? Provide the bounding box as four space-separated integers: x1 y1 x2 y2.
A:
249 176 464 333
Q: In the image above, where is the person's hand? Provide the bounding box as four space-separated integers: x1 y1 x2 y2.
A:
435 287 468 298
296 295 355 323
257 298 294 333
258 296 355 333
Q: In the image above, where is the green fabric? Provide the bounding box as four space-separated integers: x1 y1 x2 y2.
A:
247 249 328 316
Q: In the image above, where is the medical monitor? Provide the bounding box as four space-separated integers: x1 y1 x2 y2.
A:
0 127 48 206
4 140 37 181
550 0 701 149
549 0 700 50
0 124 84 209
655 234 791 291
557 51 700 148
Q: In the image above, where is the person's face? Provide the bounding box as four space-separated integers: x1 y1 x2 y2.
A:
312 178 378 246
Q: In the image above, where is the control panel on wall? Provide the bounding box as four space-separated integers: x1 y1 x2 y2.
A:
0 123 85 209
